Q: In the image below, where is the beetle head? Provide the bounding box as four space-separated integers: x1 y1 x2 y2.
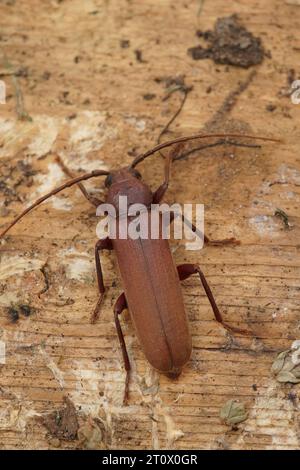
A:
104 167 141 188
105 167 153 209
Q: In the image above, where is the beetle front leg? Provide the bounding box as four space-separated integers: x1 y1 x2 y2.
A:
152 144 183 203
91 237 113 324
152 152 172 204
114 292 131 405
56 155 104 207
177 263 251 336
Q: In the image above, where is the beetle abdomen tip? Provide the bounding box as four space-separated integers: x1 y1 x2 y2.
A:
165 368 182 379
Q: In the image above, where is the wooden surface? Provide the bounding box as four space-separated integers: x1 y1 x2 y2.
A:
0 0 300 450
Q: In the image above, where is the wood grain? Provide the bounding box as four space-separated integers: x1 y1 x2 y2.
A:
0 0 300 450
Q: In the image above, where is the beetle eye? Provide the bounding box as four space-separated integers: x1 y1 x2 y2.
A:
105 174 113 187
132 169 141 179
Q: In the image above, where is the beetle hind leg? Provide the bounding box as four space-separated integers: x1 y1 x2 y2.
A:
114 292 131 405
177 263 252 336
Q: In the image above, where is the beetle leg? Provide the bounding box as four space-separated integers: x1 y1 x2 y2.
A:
114 292 131 405
56 155 104 207
177 263 251 336
152 152 172 203
91 237 114 324
152 144 183 203
168 210 240 245
203 234 240 246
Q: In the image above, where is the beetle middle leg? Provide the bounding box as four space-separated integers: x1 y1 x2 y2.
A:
177 263 251 336
114 292 131 405
91 237 113 324
168 210 240 246
152 149 240 245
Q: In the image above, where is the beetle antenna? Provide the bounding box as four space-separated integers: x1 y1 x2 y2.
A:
0 170 109 239
130 133 282 168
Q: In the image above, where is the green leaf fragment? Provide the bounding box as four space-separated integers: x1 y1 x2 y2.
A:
271 350 290 375
220 399 248 426
276 371 300 384
271 344 300 383
282 358 296 372
291 365 300 378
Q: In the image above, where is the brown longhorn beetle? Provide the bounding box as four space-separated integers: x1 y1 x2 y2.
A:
0 132 279 403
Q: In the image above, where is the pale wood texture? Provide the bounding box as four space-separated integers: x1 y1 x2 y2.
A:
0 0 300 450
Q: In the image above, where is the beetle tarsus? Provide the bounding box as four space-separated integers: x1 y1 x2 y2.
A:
91 293 105 324
205 237 241 246
123 371 130 406
222 323 253 337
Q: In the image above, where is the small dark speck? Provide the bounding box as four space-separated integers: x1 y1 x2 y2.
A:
67 113 77 121
19 304 32 317
143 93 156 101
252 384 258 391
7 307 19 323
266 103 276 112
128 147 138 157
134 49 146 63
287 391 297 404
120 39 130 49
42 71 51 80
287 68 295 85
